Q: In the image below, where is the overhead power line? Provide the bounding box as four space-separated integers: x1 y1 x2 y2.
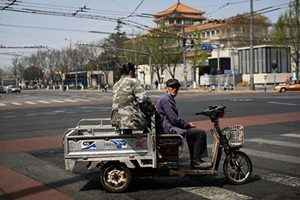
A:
0 0 17 10
125 0 145 18
0 45 48 49
0 52 23 56
2 6 151 31
0 0 153 18
206 0 289 18
0 23 120 35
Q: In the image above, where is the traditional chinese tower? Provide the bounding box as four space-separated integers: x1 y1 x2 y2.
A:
153 0 206 30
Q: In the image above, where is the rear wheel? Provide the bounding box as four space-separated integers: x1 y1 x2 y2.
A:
100 163 132 193
223 151 252 184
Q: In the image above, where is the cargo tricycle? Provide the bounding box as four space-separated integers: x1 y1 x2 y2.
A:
64 105 252 192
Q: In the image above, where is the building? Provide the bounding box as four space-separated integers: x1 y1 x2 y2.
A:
203 45 292 85
185 14 270 48
237 45 291 84
153 2 206 29
136 1 289 87
63 70 113 89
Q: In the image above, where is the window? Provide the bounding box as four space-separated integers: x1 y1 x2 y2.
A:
211 30 215 36
176 19 182 25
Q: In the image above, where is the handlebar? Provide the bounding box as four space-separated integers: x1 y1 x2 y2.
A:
196 105 226 121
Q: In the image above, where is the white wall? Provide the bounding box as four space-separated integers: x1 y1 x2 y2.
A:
137 63 194 88
242 73 292 84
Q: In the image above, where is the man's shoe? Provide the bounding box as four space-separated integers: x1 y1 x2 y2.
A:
191 160 212 169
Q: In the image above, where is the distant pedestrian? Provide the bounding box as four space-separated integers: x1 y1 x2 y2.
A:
104 84 108 92
154 80 159 89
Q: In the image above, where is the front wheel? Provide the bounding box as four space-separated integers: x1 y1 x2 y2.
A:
100 163 132 193
223 151 252 184
280 88 287 93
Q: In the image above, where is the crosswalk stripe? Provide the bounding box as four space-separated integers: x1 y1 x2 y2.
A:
51 100 65 103
243 148 300 164
281 133 300 138
64 99 78 102
0 103 6 106
24 101 36 105
37 100 50 104
247 138 300 148
261 173 300 188
11 102 22 106
267 101 297 106
181 186 252 200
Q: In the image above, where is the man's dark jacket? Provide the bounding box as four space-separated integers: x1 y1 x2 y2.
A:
156 93 189 134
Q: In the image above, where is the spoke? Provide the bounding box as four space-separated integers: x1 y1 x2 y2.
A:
119 177 127 183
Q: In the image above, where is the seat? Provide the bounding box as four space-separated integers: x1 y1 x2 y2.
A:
157 133 182 168
154 112 183 166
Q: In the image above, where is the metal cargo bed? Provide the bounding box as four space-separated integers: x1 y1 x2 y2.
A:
64 118 157 171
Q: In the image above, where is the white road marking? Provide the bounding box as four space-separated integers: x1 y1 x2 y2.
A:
11 102 22 106
267 101 297 106
281 133 300 138
75 98 90 102
247 138 300 148
64 99 78 102
24 101 36 105
51 100 65 103
181 186 252 200
261 173 300 188
37 100 50 104
243 148 300 164
232 98 253 102
0 103 6 106
52 110 66 113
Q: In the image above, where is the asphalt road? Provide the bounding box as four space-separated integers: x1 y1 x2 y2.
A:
1 90 300 200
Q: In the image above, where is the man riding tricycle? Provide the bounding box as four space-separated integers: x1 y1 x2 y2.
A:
63 65 252 193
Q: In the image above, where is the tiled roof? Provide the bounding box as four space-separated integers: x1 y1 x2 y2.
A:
185 20 225 32
154 2 204 17
154 13 206 21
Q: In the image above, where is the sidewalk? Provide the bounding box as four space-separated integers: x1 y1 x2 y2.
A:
24 85 277 96
150 85 276 95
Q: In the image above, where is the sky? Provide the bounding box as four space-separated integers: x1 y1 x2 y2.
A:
0 0 291 68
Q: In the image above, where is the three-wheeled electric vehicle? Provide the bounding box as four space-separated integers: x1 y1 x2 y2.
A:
64 105 252 193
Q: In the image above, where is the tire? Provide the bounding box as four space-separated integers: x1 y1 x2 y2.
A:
223 151 252 185
280 88 287 93
100 163 132 193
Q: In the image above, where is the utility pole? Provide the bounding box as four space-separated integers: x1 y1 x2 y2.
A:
249 0 255 90
182 28 188 86
295 0 300 80
149 54 152 87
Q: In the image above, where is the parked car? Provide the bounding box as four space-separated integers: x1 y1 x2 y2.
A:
274 80 300 92
5 85 21 93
